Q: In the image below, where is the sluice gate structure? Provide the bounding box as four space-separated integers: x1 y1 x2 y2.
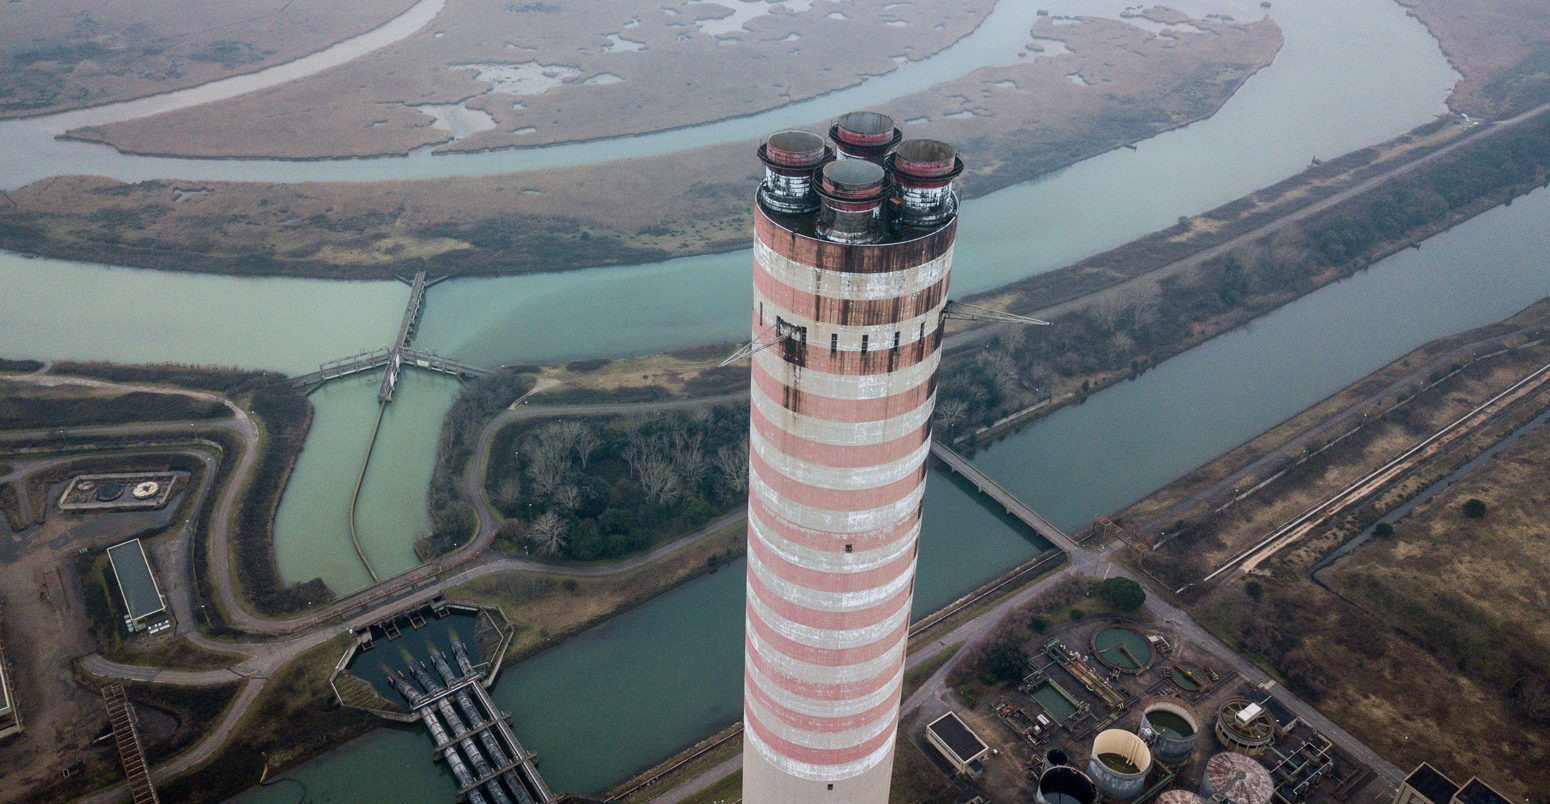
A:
288 270 490 401
329 600 553 803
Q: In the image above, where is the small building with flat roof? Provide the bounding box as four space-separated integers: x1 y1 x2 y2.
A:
926 711 990 775
106 539 169 634
1392 763 1513 804
0 640 20 739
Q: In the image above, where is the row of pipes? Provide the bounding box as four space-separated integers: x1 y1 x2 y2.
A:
383 639 539 804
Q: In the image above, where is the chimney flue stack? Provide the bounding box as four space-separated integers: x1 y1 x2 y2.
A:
815 159 889 244
830 111 902 163
757 130 830 214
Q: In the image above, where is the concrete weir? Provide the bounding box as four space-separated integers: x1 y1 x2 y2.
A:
329 600 553 803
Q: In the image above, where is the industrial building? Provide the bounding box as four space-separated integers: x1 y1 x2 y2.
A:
106 539 169 634
739 110 965 803
925 712 990 776
1391 763 1511 804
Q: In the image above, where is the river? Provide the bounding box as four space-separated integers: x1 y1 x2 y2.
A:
0 0 1509 797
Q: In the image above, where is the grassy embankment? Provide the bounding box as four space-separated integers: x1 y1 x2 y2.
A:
0 13 1280 279
1110 301 1550 797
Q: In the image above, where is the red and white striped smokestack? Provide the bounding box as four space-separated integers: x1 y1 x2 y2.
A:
829 111 903 163
758 130 832 214
743 112 961 804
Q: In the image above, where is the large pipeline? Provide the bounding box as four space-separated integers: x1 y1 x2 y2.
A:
387 669 490 804
433 648 536 804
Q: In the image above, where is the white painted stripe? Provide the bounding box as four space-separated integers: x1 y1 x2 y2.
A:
752 426 931 489
749 550 917 612
747 661 902 719
747 621 904 685
751 386 935 446
746 695 897 755
752 344 940 400
754 287 945 350
751 471 926 533
745 719 898 782
749 590 911 651
749 509 917 570
755 238 954 301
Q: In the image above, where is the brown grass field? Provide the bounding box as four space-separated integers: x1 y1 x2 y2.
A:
0 13 1281 280
1146 301 1550 798
0 0 414 118
69 0 996 158
1398 0 1550 118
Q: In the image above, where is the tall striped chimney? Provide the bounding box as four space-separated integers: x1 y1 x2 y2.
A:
742 112 961 803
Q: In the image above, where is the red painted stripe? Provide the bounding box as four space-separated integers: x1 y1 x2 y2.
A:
747 602 908 666
745 668 900 734
747 533 916 592
752 360 935 422
756 208 956 275
746 641 904 701
748 308 941 375
754 264 950 327
744 705 899 766
751 449 925 513
751 403 930 466
747 568 913 631
748 495 921 552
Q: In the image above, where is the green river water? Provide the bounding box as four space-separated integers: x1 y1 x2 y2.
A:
2 0 1543 797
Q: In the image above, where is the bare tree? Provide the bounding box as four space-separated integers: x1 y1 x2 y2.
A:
714 442 750 494
525 435 571 496
978 349 1021 399
1093 291 1128 332
528 510 568 557
1126 280 1160 330
636 455 682 506
568 424 601 470
673 431 708 493
1109 331 1136 362
492 474 523 511
934 398 969 431
552 484 581 512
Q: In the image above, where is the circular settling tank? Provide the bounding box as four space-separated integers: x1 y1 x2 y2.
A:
94 482 125 502
131 481 161 499
1199 752 1274 804
1157 791 1207 804
1037 766 1097 804
1214 698 1274 755
1091 625 1154 673
1172 662 1208 691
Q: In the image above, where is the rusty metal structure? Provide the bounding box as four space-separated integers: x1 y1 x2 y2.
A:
740 111 964 803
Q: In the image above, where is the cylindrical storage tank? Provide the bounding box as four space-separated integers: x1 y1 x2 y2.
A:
742 113 962 804
1214 698 1274 756
1140 695 1201 764
757 130 831 214
830 110 902 162
1199 752 1274 804
1156 791 1206 804
1088 729 1153 801
1036 766 1098 804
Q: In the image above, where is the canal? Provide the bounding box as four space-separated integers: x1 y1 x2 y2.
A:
232 190 1550 800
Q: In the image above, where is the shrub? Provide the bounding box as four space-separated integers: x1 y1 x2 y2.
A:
1098 577 1147 612
1462 498 1488 519
1373 521 1395 539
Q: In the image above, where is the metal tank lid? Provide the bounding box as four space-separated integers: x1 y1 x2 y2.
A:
1205 752 1275 804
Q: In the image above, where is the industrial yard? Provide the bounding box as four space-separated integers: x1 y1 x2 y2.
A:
918 614 1388 804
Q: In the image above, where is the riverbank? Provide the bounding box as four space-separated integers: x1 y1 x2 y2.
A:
1113 300 1550 797
0 12 1281 280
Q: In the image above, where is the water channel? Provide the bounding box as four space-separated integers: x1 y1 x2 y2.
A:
232 186 1550 802
0 0 1522 797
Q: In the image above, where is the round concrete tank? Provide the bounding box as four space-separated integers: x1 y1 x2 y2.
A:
1214 698 1274 755
1140 695 1201 764
1088 729 1153 800
1199 752 1274 804
1036 766 1097 804
1156 791 1207 804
